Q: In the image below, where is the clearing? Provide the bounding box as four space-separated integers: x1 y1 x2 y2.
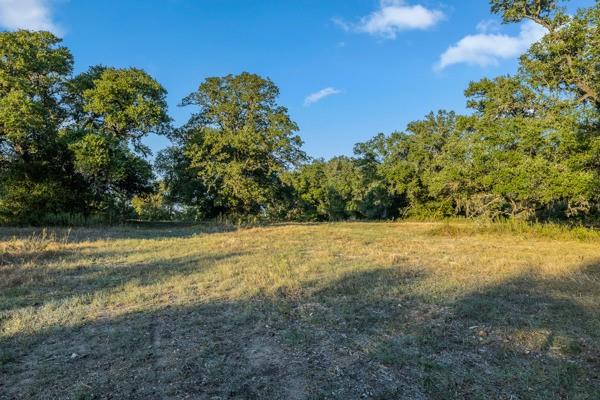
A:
1 222 599 399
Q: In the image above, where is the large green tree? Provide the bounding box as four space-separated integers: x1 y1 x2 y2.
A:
172 72 305 215
469 0 600 218
462 75 596 218
0 31 170 224
0 30 86 222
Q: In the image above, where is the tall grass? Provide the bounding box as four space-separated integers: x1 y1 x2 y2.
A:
429 218 600 241
0 228 71 265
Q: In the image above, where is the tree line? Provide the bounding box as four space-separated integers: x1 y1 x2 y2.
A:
1 0 599 225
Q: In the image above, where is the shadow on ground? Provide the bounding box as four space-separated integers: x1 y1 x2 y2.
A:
1 262 599 399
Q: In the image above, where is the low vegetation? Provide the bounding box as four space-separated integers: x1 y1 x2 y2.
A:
2 221 599 398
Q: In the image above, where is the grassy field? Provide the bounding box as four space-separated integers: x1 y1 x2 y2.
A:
1 222 599 399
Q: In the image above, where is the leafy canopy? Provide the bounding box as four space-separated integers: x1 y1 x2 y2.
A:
176 72 305 215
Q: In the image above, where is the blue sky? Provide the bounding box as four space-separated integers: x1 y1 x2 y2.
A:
0 0 593 159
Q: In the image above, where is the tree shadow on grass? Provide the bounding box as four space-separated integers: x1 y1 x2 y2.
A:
0 266 428 399
371 262 600 399
1 263 599 399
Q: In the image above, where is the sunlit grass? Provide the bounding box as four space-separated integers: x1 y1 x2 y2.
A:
2 221 599 398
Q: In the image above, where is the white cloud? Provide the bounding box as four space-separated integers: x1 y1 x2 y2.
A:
476 19 501 34
0 0 61 34
335 0 445 39
436 20 547 70
304 87 342 106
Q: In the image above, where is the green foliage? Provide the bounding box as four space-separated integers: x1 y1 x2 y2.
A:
158 0 600 224
0 31 168 225
0 30 71 155
77 67 171 151
460 74 598 218
491 0 599 108
2 0 600 225
65 66 170 212
66 130 155 213
0 31 85 223
522 6 600 109
131 183 173 221
281 0 600 223
285 154 400 221
285 157 358 220
490 0 564 25
155 146 209 218
467 0 600 218
168 72 306 216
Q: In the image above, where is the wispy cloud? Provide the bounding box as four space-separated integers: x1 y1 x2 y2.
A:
334 0 445 39
304 87 342 106
475 19 501 34
436 20 546 70
0 0 61 34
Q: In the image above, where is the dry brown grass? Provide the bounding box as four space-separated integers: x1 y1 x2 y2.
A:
1 221 599 399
